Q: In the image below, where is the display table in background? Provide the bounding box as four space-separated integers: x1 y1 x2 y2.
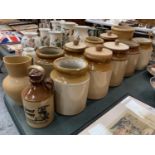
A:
3 70 155 135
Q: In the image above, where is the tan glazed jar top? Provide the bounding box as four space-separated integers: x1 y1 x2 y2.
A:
85 36 104 44
84 45 112 63
53 56 88 75
120 40 139 48
132 37 152 45
112 25 134 32
100 31 118 41
36 46 64 59
104 40 129 52
64 39 87 53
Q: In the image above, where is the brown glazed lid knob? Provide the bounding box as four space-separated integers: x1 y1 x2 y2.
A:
107 30 112 36
73 36 80 46
115 39 119 45
96 45 103 51
28 65 45 83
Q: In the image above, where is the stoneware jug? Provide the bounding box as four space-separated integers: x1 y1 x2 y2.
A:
22 65 54 128
2 56 32 105
50 56 90 115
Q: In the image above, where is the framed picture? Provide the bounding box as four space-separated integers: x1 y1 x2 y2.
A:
77 95 155 135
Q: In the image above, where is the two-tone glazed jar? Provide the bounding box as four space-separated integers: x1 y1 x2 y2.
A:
35 46 64 76
133 37 153 70
120 40 140 77
111 25 135 40
100 31 118 42
104 40 129 87
85 36 104 47
22 65 54 128
50 57 90 115
64 39 87 58
84 45 112 99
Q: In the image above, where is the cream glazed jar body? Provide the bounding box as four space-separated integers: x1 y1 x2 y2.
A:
50 57 90 115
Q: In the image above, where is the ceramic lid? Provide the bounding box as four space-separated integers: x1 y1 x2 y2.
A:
84 45 112 62
85 36 104 44
100 31 118 40
132 37 152 45
64 39 87 52
120 40 139 48
104 40 129 51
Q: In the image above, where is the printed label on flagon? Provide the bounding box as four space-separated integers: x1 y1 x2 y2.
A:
23 96 54 128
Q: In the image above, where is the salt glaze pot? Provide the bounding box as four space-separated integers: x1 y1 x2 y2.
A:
112 25 135 40
100 30 118 42
22 65 54 128
104 40 129 87
35 46 64 76
120 40 140 77
84 45 112 99
2 56 32 105
85 36 104 47
133 37 153 70
64 38 87 58
50 57 90 115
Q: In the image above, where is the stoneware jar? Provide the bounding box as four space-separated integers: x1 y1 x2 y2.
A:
73 25 90 42
50 57 90 115
49 31 63 48
35 46 64 76
133 37 153 70
84 45 113 99
2 56 32 105
120 40 140 77
104 40 129 87
22 65 54 128
22 47 36 62
64 38 87 58
100 30 118 42
112 25 135 40
21 32 41 49
85 36 104 47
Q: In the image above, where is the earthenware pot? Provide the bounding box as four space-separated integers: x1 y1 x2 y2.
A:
49 31 63 48
120 40 140 76
64 38 87 58
85 36 104 47
35 46 64 76
100 30 118 42
22 65 54 128
133 37 153 70
2 56 32 105
50 57 90 115
84 45 112 99
104 40 129 87
112 25 135 40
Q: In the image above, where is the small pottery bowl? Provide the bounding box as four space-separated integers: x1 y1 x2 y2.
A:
147 64 155 76
150 76 155 90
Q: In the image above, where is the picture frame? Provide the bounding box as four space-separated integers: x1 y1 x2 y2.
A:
73 95 155 135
